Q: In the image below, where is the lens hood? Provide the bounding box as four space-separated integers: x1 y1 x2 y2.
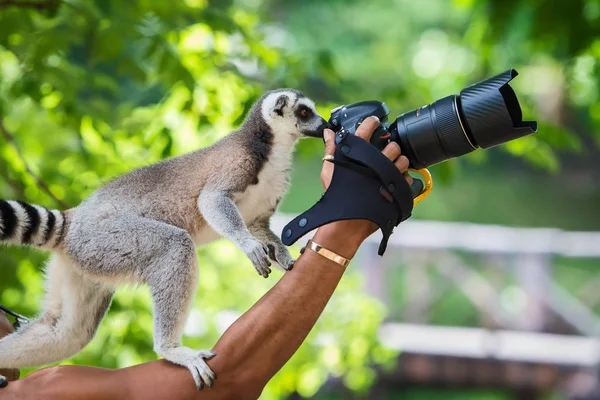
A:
460 69 538 149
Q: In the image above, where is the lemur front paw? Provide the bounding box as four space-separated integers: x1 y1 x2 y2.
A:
157 347 216 390
267 243 295 272
241 238 272 278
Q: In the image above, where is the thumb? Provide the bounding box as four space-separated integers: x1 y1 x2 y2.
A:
323 129 336 156
320 129 336 190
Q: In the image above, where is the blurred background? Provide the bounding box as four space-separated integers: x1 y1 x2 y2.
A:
0 0 599 399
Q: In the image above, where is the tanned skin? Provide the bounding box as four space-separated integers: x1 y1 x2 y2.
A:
0 314 19 383
0 118 412 400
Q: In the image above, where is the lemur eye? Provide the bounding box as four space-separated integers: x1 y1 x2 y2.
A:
300 108 310 118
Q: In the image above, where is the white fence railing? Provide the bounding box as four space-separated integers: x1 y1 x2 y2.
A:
271 214 600 258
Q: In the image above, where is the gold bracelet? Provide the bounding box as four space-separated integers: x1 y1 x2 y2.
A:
302 239 350 268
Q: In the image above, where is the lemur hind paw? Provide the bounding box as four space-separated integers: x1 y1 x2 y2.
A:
158 347 216 390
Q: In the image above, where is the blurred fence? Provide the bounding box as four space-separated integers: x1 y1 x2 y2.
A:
272 215 600 400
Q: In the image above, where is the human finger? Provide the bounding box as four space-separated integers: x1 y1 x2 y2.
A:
320 129 336 190
382 141 401 162
394 155 410 173
354 116 380 141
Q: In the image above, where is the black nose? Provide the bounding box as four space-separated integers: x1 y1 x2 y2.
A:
316 118 331 138
316 118 331 137
303 118 329 138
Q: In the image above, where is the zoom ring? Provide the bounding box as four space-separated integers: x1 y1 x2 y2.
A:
432 95 475 159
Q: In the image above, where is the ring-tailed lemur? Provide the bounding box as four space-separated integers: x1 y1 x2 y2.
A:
0 89 328 389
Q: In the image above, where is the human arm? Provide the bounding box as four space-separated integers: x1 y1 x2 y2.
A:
0 312 19 384
3 117 411 400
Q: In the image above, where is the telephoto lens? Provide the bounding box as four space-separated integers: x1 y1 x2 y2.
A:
388 69 538 169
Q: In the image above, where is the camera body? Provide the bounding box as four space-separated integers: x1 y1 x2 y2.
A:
329 101 394 151
328 69 538 170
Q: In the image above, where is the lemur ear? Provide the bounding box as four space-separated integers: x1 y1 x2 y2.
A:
272 94 289 117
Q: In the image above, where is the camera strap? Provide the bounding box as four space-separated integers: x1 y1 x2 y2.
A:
281 134 414 256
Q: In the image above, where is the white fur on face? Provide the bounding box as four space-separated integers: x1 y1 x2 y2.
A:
261 90 323 145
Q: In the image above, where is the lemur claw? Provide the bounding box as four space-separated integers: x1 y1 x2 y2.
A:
286 259 295 271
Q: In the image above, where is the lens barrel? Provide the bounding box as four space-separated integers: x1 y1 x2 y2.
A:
390 69 537 169
391 95 476 169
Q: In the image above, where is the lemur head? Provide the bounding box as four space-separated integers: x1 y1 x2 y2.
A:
260 89 329 142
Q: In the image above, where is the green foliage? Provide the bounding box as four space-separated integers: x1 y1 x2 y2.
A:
1 1 599 399
262 0 600 172
0 1 393 399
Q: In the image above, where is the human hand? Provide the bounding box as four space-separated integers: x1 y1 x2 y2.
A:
0 311 14 338
314 115 415 259
320 115 413 190
0 311 19 385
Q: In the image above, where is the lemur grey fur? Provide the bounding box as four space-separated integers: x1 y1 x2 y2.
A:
0 89 328 389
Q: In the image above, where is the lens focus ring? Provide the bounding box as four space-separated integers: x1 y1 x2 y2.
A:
432 95 476 158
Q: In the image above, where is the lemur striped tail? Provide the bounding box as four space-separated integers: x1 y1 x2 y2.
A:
0 200 67 249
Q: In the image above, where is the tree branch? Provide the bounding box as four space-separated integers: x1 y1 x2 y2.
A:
0 170 27 198
0 0 61 10
0 116 68 209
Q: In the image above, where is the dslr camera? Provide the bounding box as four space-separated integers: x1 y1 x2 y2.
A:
328 69 538 203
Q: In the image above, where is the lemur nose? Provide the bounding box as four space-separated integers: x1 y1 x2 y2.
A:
315 118 331 138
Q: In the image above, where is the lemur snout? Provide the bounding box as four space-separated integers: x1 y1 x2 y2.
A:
304 118 330 138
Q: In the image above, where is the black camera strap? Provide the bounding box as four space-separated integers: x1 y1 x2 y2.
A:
281 134 414 255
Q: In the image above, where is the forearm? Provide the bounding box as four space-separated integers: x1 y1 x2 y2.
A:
0 314 19 382
207 220 373 394
3 366 127 400
198 190 251 242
